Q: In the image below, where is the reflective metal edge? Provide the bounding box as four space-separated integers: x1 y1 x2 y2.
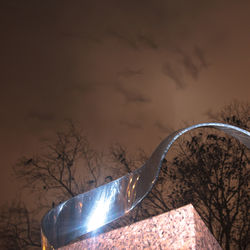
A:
41 123 250 249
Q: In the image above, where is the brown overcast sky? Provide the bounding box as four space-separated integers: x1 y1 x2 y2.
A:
0 0 250 204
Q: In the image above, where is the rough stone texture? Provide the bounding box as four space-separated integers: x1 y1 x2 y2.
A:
60 204 222 250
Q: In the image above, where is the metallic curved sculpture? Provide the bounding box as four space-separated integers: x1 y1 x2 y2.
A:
41 123 250 249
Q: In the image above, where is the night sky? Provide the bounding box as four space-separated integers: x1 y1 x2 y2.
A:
0 0 250 204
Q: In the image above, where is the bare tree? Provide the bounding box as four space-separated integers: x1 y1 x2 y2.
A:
0 121 107 249
0 103 249 249
218 101 249 129
13 121 107 206
111 102 250 250
167 128 249 250
111 144 171 222
0 202 40 250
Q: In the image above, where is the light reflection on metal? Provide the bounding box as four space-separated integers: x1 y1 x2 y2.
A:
41 123 250 249
86 181 117 232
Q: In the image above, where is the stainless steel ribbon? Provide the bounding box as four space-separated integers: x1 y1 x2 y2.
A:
41 123 250 249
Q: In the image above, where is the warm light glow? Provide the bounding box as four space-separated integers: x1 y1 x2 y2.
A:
78 201 83 212
86 186 117 232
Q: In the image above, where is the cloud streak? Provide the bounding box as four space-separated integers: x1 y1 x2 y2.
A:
162 46 209 88
106 30 138 50
137 34 158 49
162 62 185 89
116 84 151 103
106 29 159 51
177 47 209 80
180 51 200 80
193 46 209 68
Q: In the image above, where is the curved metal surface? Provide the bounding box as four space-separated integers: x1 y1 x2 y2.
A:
41 123 250 249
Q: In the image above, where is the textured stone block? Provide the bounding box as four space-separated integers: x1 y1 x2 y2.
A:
60 204 221 250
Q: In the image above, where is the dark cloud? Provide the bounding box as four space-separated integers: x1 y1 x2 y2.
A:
177 47 209 80
178 50 200 80
162 62 185 89
116 84 151 103
193 46 209 68
117 68 143 78
162 46 209 86
1 0 250 205
106 30 158 51
137 34 158 49
106 30 138 50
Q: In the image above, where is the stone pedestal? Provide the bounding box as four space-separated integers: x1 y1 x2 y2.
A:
60 204 221 250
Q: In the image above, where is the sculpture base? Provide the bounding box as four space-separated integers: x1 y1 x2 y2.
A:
60 204 221 249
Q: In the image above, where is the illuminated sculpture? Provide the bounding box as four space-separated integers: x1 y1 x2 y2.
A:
41 123 250 249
